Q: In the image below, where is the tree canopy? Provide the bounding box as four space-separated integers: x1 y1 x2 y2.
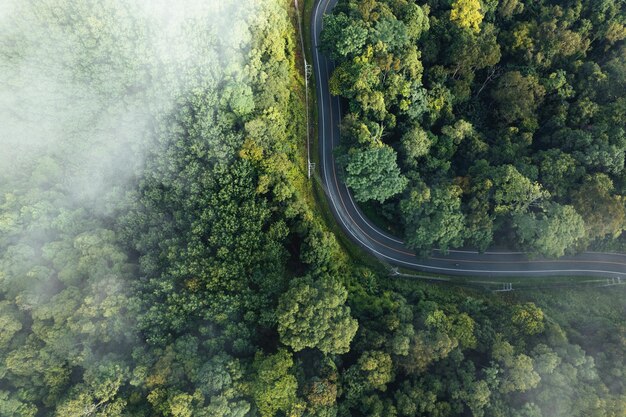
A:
323 0 626 257
0 0 624 417
340 145 408 203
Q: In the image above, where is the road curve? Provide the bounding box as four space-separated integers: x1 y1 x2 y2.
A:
311 0 626 278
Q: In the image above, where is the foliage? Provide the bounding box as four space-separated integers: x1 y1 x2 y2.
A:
1 1 624 417
511 303 545 336
251 350 302 417
401 181 465 255
323 0 626 257
0 0 315 415
513 202 586 258
277 275 357 354
450 0 484 33
340 145 408 203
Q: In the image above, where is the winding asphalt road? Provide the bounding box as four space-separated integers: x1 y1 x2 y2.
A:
311 0 626 278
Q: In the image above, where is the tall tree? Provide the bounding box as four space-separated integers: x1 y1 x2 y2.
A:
340 145 408 203
513 202 586 257
251 350 303 417
277 275 358 354
450 0 484 33
572 173 626 241
401 181 465 255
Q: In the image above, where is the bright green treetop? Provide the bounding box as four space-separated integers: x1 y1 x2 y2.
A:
450 0 484 33
277 275 358 354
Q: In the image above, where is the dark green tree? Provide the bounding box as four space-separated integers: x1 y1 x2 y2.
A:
513 202 586 257
341 145 408 203
401 182 465 255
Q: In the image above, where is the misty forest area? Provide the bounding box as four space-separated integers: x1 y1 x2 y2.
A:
0 0 625 417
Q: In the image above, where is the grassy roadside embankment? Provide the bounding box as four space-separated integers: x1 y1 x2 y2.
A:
292 0 389 273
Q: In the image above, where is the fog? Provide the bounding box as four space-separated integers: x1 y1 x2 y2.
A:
0 0 256 212
0 4 271 411
0 0 260 331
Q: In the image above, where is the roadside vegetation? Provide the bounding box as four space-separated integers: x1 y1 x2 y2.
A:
0 0 624 416
322 0 626 258
516 285 626 398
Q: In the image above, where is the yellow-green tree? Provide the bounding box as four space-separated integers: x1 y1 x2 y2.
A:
251 350 303 417
450 0 484 33
277 275 358 354
511 303 545 336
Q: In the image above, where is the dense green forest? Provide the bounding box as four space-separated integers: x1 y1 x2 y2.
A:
322 0 626 257
0 0 624 416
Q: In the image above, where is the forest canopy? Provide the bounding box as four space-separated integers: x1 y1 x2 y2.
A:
0 0 624 416
322 0 626 257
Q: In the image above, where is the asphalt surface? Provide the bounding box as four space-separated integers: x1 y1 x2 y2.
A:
311 0 626 278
